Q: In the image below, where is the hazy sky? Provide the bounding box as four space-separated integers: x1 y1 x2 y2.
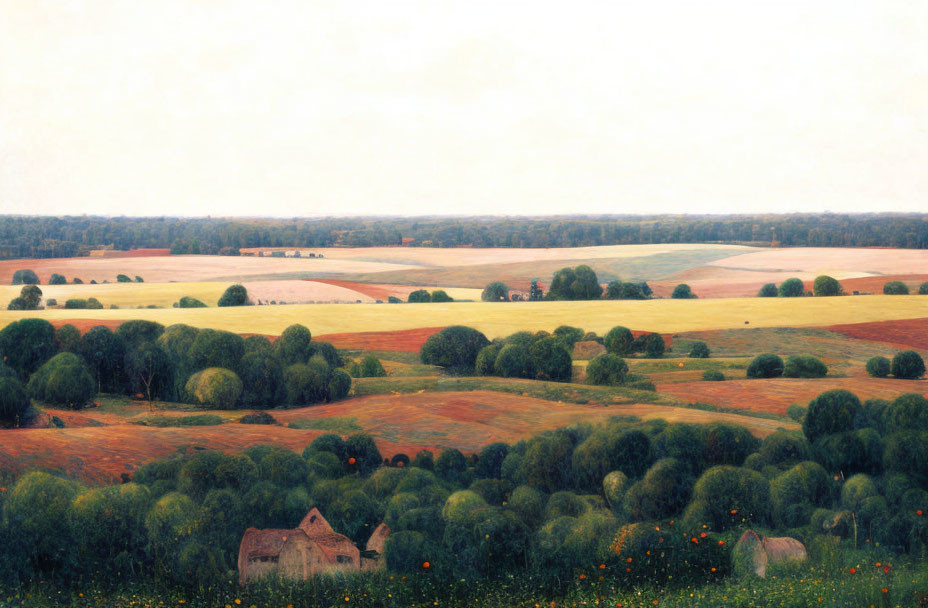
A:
2 1 926 217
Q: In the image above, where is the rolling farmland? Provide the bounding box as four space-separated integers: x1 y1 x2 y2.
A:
4 295 928 339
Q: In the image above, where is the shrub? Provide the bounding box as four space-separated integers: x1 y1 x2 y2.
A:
27 352 95 409
518 433 575 493
474 344 501 376
604 326 634 355
623 458 692 520
407 289 431 303
116 320 165 348
508 485 546 525
891 350 925 379
786 404 806 422
803 389 861 442
688 341 710 358
759 431 811 467
546 265 602 300
387 296 402 303
746 353 784 378
841 473 878 511
866 356 891 378
919 282 928 295
11 269 40 285
239 412 277 425
883 431 928 485
758 283 778 297
0 377 30 426
116 274 132 283
435 448 468 484
177 296 207 308
184 368 243 409
48 273 66 285
45 298 57 307
0 318 58 379
813 275 842 296
327 369 352 401
671 284 696 299
701 422 760 467
645 333 665 358
384 531 436 573
475 442 509 479
217 284 249 306
702 370 724 381
778 278 804 297
55 324 81 353
274 324 313 366
529 337 573 381
420 326 490 373
769 461 830 527
883 281 909 295
481 282 509 302
884 393 928 432
683 466 770 531
585 353 628 386
188 328 245 373
553 325 585 348
359 355 386 377
303 433 348 462
239 351 283 407
282 360 330 406
782 355 827 378
430 290 453 303
345 433 382 475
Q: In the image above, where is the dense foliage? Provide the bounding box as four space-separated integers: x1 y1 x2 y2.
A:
4 213 928 259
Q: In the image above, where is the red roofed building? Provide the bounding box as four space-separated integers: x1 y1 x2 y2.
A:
238 508 388 583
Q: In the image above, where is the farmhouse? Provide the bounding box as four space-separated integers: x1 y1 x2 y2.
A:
237 508 389 584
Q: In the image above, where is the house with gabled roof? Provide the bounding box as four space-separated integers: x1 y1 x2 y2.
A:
237 507 388 583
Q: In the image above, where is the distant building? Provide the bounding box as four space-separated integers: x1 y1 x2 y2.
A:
237 508 388 584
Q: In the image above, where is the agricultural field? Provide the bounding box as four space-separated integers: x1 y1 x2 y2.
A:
3 242 928 608
3 294 928 338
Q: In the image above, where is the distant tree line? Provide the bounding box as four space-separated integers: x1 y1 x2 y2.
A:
4 213 928 259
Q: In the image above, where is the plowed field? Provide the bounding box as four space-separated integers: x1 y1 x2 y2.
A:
657 377 928 414
1 392 795 484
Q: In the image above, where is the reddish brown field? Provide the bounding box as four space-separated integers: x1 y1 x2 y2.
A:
657 376 928 414
805 275 928 295
1 391 794 484
311 279 415 301
826 318 928 351
315 327 445 352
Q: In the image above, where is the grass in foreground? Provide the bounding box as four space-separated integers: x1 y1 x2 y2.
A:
4 547 924 608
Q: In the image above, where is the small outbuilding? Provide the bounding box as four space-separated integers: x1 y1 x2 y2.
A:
732 529 807 578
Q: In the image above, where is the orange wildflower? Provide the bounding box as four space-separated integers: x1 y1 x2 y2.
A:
422 561 430 569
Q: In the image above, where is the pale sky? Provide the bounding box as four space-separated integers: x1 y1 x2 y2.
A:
1 1 926 217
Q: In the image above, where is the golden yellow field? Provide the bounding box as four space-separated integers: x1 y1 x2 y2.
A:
2 294 926 338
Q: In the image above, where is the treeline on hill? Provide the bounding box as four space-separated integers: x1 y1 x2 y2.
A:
420 324 666 389
3 213 928 258
0 318 351 426
2 388 928 594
